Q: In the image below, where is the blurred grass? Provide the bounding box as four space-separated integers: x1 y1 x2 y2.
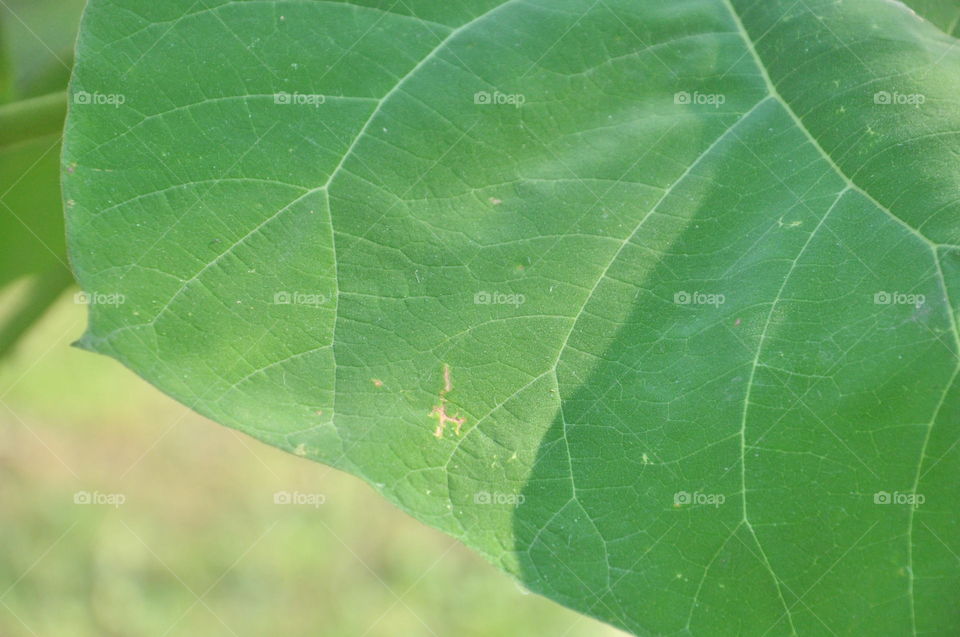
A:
0 297 626 637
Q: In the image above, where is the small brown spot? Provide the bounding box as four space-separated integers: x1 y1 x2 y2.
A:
372 378 384 388
489 197 502 205
431 364 466 438
734 318 742 327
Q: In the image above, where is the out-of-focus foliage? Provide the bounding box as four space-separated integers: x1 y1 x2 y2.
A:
0 299 625 637
904 0 960 35
0 0 85 358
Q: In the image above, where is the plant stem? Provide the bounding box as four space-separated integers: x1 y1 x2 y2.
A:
0 91 67 149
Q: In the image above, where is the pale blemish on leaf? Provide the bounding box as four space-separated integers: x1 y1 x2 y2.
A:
430 364 465 438
777 216 803 228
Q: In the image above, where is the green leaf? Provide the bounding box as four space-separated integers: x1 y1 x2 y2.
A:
64 0 960 634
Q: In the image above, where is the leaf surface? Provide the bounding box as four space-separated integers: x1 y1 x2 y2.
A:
64 1 960 634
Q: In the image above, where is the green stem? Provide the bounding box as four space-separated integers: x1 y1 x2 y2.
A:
0 91 67 149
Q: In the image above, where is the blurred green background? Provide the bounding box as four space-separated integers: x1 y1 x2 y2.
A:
0 1 624 635
0 0 81 358
0 298 625 636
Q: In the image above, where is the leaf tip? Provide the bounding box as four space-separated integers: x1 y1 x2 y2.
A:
71 329 103 355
